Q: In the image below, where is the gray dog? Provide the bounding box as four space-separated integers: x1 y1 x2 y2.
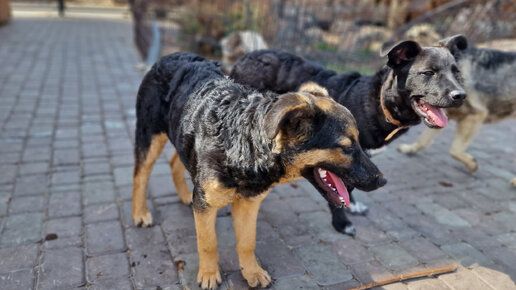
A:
398 36 516 186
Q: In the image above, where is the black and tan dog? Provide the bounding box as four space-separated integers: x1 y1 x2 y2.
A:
132 53 386 289
228 36 468 235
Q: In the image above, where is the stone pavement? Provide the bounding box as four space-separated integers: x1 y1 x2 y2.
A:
1 15 516 290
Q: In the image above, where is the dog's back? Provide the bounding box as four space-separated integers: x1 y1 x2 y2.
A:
454 47 516 122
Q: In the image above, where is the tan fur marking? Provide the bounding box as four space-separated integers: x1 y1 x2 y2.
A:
193 207 222 288
338 137 352 147
314 98 335 112
232 191 271 287
170 152 193 205
279 149 352 184
299 81 329 97
202 179 237 209
132 133 168 227
346 126 359 141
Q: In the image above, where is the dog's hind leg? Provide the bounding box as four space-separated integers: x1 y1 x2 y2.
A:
397 127 443 154
170 152 193 204
132 133 168 227
329 203 356 236
232 192 271 288
450 113 486 172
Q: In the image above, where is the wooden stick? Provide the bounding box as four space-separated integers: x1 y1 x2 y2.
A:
348 265 457 290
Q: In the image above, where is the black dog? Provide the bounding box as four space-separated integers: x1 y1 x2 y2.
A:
131 53 385 289
230 35 468 235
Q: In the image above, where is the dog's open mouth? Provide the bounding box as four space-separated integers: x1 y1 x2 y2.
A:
313 168 350 207
411 99 448 128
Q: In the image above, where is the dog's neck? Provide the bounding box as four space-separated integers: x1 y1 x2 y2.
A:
218 94 288 196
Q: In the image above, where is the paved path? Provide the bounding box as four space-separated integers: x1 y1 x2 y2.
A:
1 15 516 290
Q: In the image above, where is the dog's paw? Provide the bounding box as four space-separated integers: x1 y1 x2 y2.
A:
511 177 516 187
466 159 479 173
242 266 271 288
197 269 222 290
132 211 153 227
397 144 417 154
346 201 369 215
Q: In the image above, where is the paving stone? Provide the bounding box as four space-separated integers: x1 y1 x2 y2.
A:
148 175 175 198
405 214 459 246
86 220 126 255
415 202 470 228
7 195 46 214
496 232 516 248
300 211 349 242
84 203 119 223
331 238 374 265
273 275 320 290
125 226 166 249
451 228 501 250
82 162 111 177
82 181 116 206
44 216 83 238
401 237 448 263
0 269 35 290
53 149 80 165
440 243 493 268
350 260 394 285
386 227 420 242
0 192 10 216
13 174 48 196
256 239 306 279
471 264 516 289
406 278 451 290
43 235 83 250
51 170 81 185
484 247 516 271
129 245 178 288
113 166 134 187
48 192 81 217
293 244 353 285
0 213 44 247
38 247 85 290
370 243 419 271
88 278 134 290
86 253 130 283
18 162 49 175
0 244 39 272
438 266 492 290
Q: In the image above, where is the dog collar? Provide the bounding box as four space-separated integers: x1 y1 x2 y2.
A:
380 74 409 142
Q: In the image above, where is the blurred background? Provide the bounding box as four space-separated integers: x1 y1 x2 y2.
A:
128 0 516 73
4 0 515 72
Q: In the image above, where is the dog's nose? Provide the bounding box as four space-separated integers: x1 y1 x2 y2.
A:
376 175 387 188
449 90 466 101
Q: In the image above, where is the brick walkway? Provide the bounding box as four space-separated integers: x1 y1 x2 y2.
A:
1 15 516 290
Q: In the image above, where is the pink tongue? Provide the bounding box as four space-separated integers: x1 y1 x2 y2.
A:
327 171 350 207
426 105 448 127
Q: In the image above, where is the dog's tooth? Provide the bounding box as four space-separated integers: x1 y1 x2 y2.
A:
320 171 327 178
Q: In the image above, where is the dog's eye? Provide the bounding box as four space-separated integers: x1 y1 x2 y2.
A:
451 66 460 74
420 71 435 76
341 146 355 155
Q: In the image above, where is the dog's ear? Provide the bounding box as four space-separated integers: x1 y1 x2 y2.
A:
298 82 329 98
380 40 422 68
436 34 468 57
264 93 315 153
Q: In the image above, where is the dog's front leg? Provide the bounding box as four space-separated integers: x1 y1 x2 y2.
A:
193 206 221 289
232 192 271 288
